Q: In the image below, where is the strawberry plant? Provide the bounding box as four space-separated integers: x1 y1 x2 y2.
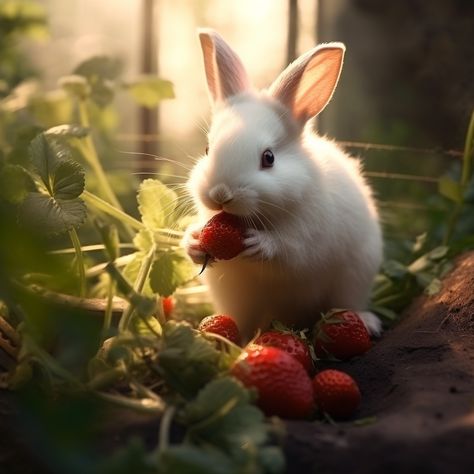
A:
0 55 285 474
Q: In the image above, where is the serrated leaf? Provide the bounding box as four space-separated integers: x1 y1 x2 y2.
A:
21 133 87 234
185 378 270 463
29 133 71 190
133 228 153 252
0 164 35 204
137 178 178 230
125 76 174 108
159 321 221 397
19 193 87 234
438 176 463 203
52 160 85 199
149 249 196 297
185 377 251 423
45 123 89 138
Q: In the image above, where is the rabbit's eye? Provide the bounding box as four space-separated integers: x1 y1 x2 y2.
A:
261 149 274 169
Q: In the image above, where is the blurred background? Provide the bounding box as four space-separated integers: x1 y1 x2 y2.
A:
1 0 474 239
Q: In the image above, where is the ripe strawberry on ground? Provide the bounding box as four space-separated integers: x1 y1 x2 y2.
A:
312 369 361 419
313 309 372 360
254 331 314 374
199 212 245 260
198 314 241 346
231 345 314 419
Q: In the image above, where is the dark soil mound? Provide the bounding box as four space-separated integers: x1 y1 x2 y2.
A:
285 252 474 474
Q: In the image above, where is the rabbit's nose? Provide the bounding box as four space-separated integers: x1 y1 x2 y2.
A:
209 183 233 205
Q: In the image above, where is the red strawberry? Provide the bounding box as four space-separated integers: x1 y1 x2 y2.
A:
231 345 314 418
254 331 314 374
313 310 371 360
312 369 361 419
198 314 241 345
199 212 245 260
161 296 174 319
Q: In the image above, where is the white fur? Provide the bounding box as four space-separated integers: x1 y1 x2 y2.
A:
185 31 383 342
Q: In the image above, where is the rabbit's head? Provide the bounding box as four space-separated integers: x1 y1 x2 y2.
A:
188 29 345 224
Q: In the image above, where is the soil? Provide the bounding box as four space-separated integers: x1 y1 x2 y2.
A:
285 251 474 474
1 252 473 474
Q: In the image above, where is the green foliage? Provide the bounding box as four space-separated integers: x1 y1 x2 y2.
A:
18 133 87 235
0 0 48 92
158 321 222 398
124 76 175 108
150 249 196 297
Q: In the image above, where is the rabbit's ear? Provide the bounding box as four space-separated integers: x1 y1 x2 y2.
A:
198 29 250 105
269 43 345 123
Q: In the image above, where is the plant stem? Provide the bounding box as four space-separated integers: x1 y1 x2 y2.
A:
102 279 115 339
83 190 144 231
68 228 86 297
95 392 165 415
118 244 156 332
158 405 176 454
443 110 474 245
78 100 123 210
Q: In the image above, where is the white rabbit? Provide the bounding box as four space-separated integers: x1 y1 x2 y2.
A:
184 29 383 342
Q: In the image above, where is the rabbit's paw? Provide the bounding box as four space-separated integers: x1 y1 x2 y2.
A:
183 224 207 265
241 229 277 260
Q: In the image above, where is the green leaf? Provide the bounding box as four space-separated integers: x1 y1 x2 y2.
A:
149 249 196 297
51 160 85 199
124 76 175 108
74 56 123 81
19 192 87 234
438 176 463 203
159 321 221 397
382 260 408 279
20 133 87 235
28 91 74 128
424 278 442 296
185 377 252 423
185 378 267 450
427 246 449 260
58 74 91 99
45 123 89 139
0 164 35 204
122 252 154 296
29 133 71 188
137 178 178 230
133 228 154 252
159 445 235 474
74 56 122 107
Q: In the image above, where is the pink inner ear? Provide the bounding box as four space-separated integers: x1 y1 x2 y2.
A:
199 30 250 104
293 52 343 121
269 45 344 123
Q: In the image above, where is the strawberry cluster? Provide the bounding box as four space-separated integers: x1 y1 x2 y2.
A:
197 309 374 421
192 212 374 420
